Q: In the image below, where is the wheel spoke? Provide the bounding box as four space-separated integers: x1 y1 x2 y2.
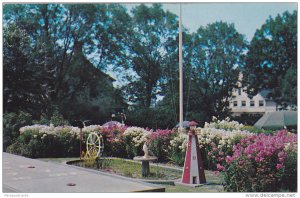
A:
86 132 103 157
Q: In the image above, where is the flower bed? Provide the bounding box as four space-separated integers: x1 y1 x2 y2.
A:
6 117 297 192
218 130 297 192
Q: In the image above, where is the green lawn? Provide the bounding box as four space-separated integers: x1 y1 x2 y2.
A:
71 157 183 180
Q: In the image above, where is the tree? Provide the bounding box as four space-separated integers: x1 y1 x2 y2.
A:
191 21 248 119
121 4 178 108
3 23 48 115
242 11 297 108
3 4 131 120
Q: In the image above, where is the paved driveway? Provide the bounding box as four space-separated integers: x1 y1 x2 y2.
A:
2 153 164 193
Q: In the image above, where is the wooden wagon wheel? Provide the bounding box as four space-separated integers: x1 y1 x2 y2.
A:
86 132 104 158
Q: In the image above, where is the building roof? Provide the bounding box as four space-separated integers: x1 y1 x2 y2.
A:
72 40 115 82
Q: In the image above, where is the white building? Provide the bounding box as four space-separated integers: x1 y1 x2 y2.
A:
229 74 277 116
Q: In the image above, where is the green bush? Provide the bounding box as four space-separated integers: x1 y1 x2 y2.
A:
6 141 29 156
241 125 274 135
148 129 175 162
148 138 167 161
50 110 69 126
122 135 143 158
169 148 185 166
7 131 81 158
125 107 175 129
107 140 127 158
167 133 186 166
3 111 33 150
280 150 297 191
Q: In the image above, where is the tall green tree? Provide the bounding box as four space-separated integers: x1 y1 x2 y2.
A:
191 21 248 118
3 23 47 115
122 4 178 108
3 4 131 119
242 11 297 108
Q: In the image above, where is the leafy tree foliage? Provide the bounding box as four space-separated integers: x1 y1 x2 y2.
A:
122 4 178 107
3 3 296 129
190 21 248 119
243 11 297 108
3 4 130 121
3 23 48 115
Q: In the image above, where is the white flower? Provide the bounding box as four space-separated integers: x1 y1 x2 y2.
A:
204 117 244 131
123 127 150 146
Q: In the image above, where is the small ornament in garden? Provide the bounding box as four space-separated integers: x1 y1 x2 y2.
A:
143 142 149 158
181 121 206 185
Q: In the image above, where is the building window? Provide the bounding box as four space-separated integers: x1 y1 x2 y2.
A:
242 101 246 107
238 88 242 95
250 100 255 107
233 101 238 107
259 100 264 107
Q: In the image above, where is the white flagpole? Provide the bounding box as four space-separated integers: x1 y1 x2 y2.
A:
179 3 183 129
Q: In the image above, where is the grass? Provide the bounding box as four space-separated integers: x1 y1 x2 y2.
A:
71 157 183 180
165 170 224 192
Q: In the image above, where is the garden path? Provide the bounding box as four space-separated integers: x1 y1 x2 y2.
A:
2 152 164 193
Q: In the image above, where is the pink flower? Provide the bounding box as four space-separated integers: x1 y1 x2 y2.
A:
217 164 225 171
233 145 237 151
278 151 287 159
225 156 234 163
255 157 260 162
276 164 283 170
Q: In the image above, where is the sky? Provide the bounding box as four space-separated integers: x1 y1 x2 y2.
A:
125 2 297 41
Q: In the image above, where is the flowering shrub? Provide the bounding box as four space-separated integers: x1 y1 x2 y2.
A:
196 127 253 170
122 127 151 158
168 131 188 166
204 116 244 131
8 117 297 192
123 127 150 146
20 124 81 137
100 123 127 158
219 130 297 192
7 129 80 158
100 123 127 142
3 111 33 150
148 129 175 162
